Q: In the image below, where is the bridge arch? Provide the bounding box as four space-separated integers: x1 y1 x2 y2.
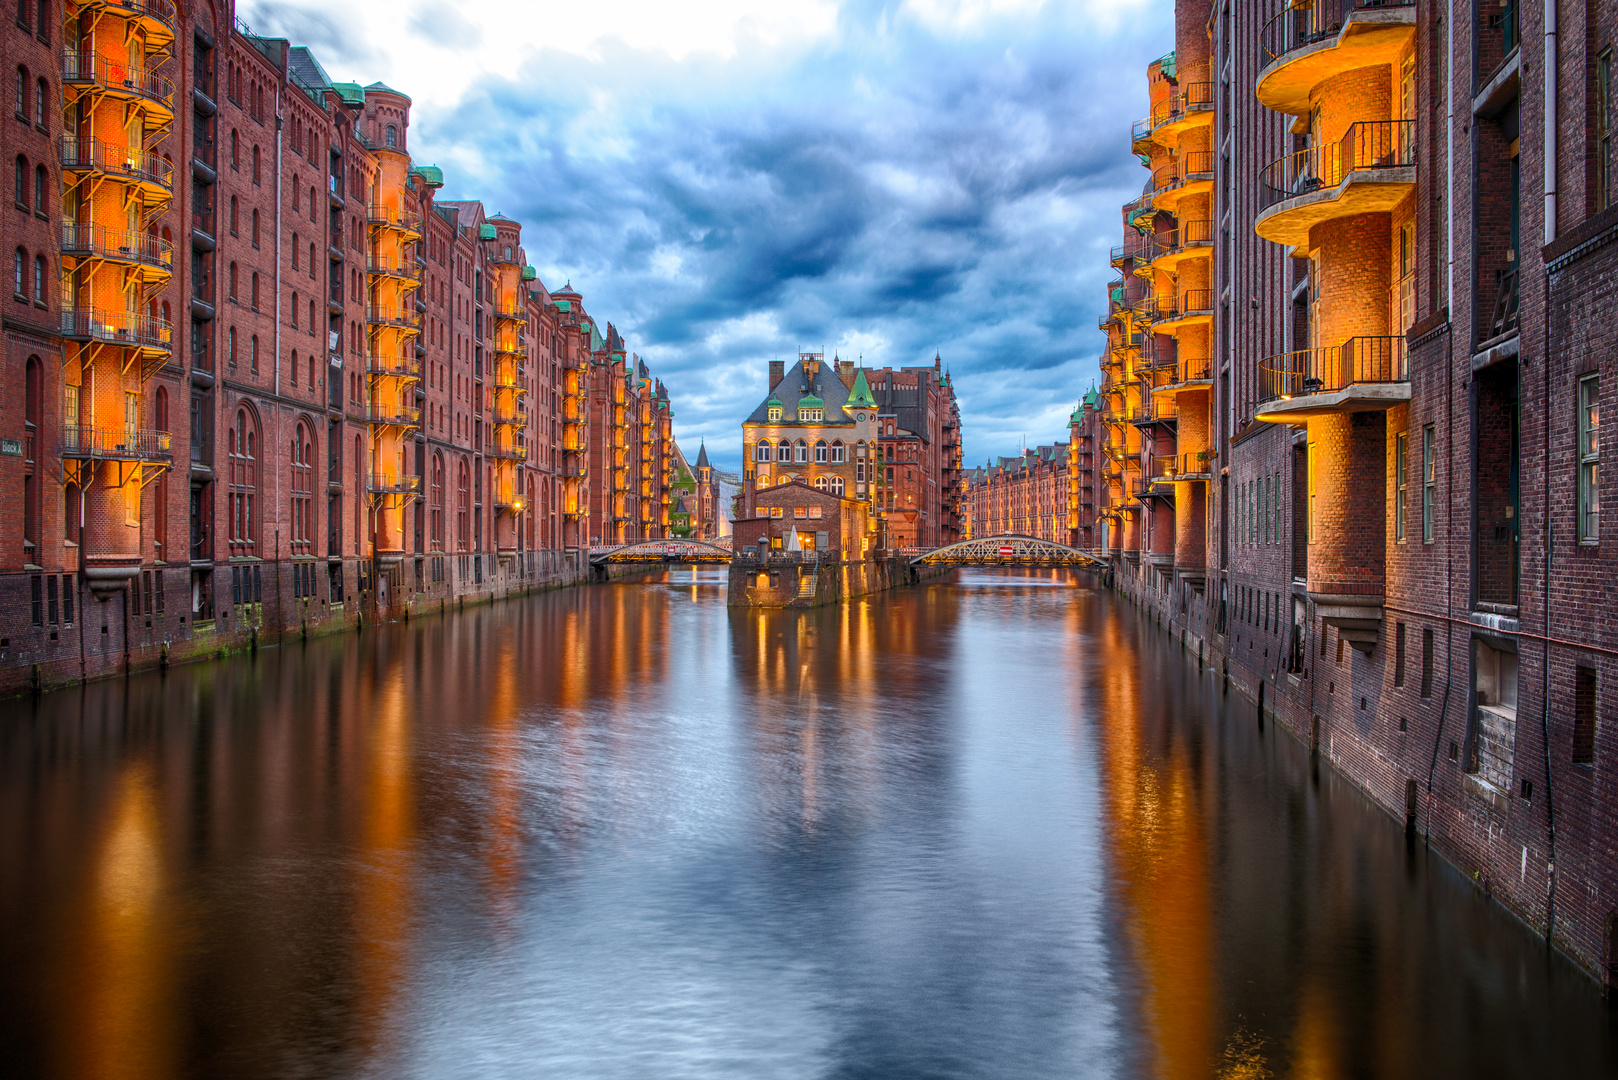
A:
908 534 1106 568
589 539 734 565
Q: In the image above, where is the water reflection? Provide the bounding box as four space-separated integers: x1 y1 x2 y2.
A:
0 568 1611 1079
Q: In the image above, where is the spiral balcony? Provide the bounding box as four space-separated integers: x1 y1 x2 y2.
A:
1257 0 1416 116
58 137 173 203
1255 335 1409 421
1137 219 1213 275
1151 288 1214 333
1256 120 1416 251
82 0 176 47
1149 81 1214 143
1152 150 1214 213
60 51 175 128
60 223 174 284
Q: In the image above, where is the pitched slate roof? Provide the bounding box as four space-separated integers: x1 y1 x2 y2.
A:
695 442 711 468
743 358 854 425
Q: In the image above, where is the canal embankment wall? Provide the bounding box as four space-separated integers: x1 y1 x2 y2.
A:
1 551 589 697
1101 554 1612 986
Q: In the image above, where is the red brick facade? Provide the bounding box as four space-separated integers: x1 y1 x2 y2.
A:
1057 0 1618 986
0 0 679 691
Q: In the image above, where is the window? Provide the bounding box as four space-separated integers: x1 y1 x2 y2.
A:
229 262 238 300
229 194 238 235
1420 626 1435 698
291 292 299 328
777 440 791 462
31 253 42 303
456 460 470 550
795 439 808 463
1574 667 1598 764
251 208 260 247
292 234 299 269
250 334 259 373
1580 375 1600 542
252 145 260 184
385 124 397 148
754 442 769 462
1394 431 1408 540
14 154 26 208
767 406 781 422
1421 425 1435 543
814 439 828 463
290 349 298 386
431 453 444 549
1600 50 1613 213
231 129 239 169
830 440 845 463
1394 622 1406 687
227 407 258 549
11 246 22 297
33 76 43 126
34 163 44 212
250 272 259 309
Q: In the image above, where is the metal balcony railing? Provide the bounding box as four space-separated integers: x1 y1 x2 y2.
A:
366 205 422 234
61 425 172 462
58 136 173 191
1260 0 1415 69
60 51 174 107
1131 116 1152 144
60 307 172 349
366 355 420 379
1141 219 1214 261
1259 120 1415 211
367 259 423 281
366 306 419 328
102 0 176 33
365 404 422 426
368 473 421 495
1179 150 1213 178
59 223 174 271
1149 82 1213 129
1258 335 1407 402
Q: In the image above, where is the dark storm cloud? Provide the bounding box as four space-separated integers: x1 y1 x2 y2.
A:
358 2 1171 469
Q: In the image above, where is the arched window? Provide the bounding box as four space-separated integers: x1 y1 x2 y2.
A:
795 439 808 464
228 407 258 551
456 459 470 550
250 272 259 308
504 244 512 259
226 326 235 366
12 247 23 297
385 124 397 148
292 175 299 211
290 421 312 553
14 64 24 113
34 76 44 126
291 234 299 269
829 476 845 496
814 439 828 463
14 155 27 209
754 442 770 462
230 129 239 169
308 299 315 335
290 349 298 386
229 262 238 300
813 476 828 491
250 334 258 373
291 292 299 328
229 195 238 235
32 254 43 303
308 243 316 277
34 164 44 212
776 439 791 462
252 145 260 184
23 356 39 548
431 452 445 550
251 208 259 247
831 440 845 463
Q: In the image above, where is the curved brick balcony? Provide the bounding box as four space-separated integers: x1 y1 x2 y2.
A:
60 51 175 127
1257 0 1416 116
1150 82 1214 142
58 137 173 201
1150 288 1214 333
1256 120 1415 251
1153 150 1214 212
1137 219 1213 274
1255 335 1409 421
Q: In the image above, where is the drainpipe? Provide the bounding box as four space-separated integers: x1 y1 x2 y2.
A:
273 82 285 629
1541 268 1558 940
1544 0 1559 244
1446 0 1455 314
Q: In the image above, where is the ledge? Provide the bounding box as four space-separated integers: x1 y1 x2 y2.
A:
1471 331 1520 373
1472 49 1520 118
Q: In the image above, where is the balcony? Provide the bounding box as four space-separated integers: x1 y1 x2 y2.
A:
493 303 525 324
60 51 175 124
367 259 423 282
1152 357 1214 396
58 137 173 200
1255 335 1409 421
85 0 176 44
1150 288 1214 333
1149 81 1213 140
367 205 422 238
366 404 422 428
61 425 172 464
366 355 421 380
1257 0 1417 115
1153 150 1214 212
1138 219 1213 273
368 473 422 496
492 409 526 428
60 307 172 356
1156 451 1213 482
60 223 174 282
1256 120 1415 250
1130 116 1154 153
366 306 420 330
488 444 527 461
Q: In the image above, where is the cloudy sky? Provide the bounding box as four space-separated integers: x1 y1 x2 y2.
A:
241 0 1170 472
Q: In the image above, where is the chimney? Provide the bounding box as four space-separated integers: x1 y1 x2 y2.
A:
769 360 784 391
839 359 854 383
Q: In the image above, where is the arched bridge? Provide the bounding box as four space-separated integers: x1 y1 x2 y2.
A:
590 539 733 565
908 535 1108 569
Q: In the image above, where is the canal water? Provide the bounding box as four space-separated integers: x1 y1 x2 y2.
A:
1 569 1612 1079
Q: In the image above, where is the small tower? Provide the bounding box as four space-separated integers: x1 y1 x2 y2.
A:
695 442 714 539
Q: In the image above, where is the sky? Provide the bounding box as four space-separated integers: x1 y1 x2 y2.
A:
241 0 1173 473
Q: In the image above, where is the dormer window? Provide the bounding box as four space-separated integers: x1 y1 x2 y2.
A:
768 406 782 422
799 408 823 422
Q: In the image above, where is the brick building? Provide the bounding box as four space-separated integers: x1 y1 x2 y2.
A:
0 0 679 690
963 444 1071 542
1058 0 1618 985
740 351 963 548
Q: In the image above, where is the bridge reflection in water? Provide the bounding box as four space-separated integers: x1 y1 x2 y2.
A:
0 569 1610 1078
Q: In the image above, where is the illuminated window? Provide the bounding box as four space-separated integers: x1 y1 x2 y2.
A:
795 439 808 463
767 406 781 422
814 439 828 463
1580 375 1600 542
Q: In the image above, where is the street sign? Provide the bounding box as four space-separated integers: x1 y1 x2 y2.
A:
998 546 1013 556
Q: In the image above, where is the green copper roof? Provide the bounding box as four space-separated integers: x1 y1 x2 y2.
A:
798 393 824 409
845 367 876 408
478 223 497 241
412 165 444 187
1155 51 1176 79
520 265 537 281
553 299 572 312
331 82 366 105
766 394 782 407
